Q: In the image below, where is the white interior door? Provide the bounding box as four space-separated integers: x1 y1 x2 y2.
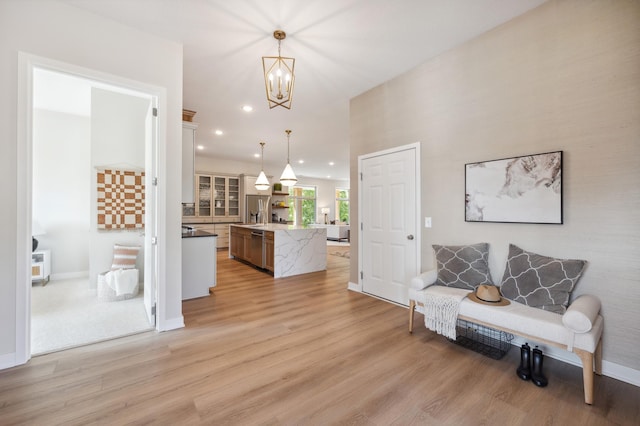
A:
143 102 157 325
360 144 419 305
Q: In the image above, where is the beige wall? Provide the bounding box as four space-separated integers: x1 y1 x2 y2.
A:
350 0 640 370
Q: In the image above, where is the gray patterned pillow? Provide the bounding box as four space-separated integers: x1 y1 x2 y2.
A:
433 243 493 290
500 244 587 314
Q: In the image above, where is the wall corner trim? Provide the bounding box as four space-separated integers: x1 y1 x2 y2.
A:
158 316 185 332
0 352 20 370
348 282 362 292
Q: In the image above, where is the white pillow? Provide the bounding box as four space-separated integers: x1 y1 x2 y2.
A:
562 294 601 333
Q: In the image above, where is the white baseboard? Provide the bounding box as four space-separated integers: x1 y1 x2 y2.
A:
510 336 640 388
347 281 361 292
0 352 20 370
601 360 640 387
50 271 89 281
158 315 184 331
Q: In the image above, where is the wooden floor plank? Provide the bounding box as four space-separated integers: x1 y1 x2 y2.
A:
0 248 637 425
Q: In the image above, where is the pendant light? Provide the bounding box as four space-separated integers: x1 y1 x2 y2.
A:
255 142 270 191
280 129 297 186
262 30 295 109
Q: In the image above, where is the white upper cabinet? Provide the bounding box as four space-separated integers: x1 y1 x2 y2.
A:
213 176 240 219
182 122 197 203
241 174 272 196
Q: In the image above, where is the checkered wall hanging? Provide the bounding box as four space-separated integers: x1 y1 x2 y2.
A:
97 169 145 230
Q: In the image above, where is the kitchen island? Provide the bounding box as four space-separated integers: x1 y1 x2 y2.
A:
229 224 326 278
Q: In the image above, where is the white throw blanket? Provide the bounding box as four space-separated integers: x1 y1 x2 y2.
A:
423 286 467 340
105 268 139 296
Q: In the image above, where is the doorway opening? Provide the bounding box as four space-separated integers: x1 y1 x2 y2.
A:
29 66 157 355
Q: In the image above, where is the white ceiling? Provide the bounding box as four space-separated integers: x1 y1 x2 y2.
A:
61 0 547 181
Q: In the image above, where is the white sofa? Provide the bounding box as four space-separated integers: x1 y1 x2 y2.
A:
309 224 350 241
409 269 604 405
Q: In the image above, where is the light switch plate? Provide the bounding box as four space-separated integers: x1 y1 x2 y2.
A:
425 217 432 228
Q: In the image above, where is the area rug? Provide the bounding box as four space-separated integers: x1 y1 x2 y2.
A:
31 277 153 355
329 247 350 258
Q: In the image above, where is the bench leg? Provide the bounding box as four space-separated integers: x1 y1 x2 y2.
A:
409 300 415 333
594 339 603 376
574 348 595 405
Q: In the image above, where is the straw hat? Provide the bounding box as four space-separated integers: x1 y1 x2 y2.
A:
467 285 510 306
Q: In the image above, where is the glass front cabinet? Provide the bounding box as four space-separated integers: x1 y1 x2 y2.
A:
196 174 240 220
196 175 212 217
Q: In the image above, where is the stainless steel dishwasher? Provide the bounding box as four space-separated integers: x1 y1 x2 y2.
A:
250 229 265 268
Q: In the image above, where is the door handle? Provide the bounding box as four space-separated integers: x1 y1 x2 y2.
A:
407 234 414 240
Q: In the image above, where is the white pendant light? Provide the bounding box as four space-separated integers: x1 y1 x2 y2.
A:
280 129 297 186
255 142 270 191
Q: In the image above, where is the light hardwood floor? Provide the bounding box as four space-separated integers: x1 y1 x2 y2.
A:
0 247 638 425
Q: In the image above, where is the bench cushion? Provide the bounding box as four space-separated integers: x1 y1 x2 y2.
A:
411 285 603 353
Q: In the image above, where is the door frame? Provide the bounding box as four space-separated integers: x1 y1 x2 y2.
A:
16 52 165 364
357 142 421 305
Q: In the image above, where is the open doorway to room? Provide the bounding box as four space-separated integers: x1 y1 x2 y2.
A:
30 67 156 355
326 186 350 260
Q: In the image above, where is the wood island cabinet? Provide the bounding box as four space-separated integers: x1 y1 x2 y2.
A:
230 226 252 262
264 231 274 272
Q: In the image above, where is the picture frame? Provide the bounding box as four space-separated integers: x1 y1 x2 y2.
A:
465 151 563 224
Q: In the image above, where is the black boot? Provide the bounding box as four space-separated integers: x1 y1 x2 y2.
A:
531 346 548 387
516 343 531 381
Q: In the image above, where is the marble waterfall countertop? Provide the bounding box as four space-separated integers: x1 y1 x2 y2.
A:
231 223 308 231
230 224 327 278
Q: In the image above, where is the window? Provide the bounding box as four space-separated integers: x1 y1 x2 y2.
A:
288 185 317 226
335 188 350 224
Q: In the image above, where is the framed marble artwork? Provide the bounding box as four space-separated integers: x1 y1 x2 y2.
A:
465 151 563 224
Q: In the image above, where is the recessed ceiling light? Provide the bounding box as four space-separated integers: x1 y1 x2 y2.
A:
215 129 223 136
242 105 253 112
197 145 204 150
254 153 260 158
329 161 335 166
298 159 304 164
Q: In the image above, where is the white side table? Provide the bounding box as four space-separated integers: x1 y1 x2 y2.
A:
32 249 51 286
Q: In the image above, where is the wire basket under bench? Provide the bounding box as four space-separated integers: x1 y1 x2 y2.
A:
451 319 514 360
